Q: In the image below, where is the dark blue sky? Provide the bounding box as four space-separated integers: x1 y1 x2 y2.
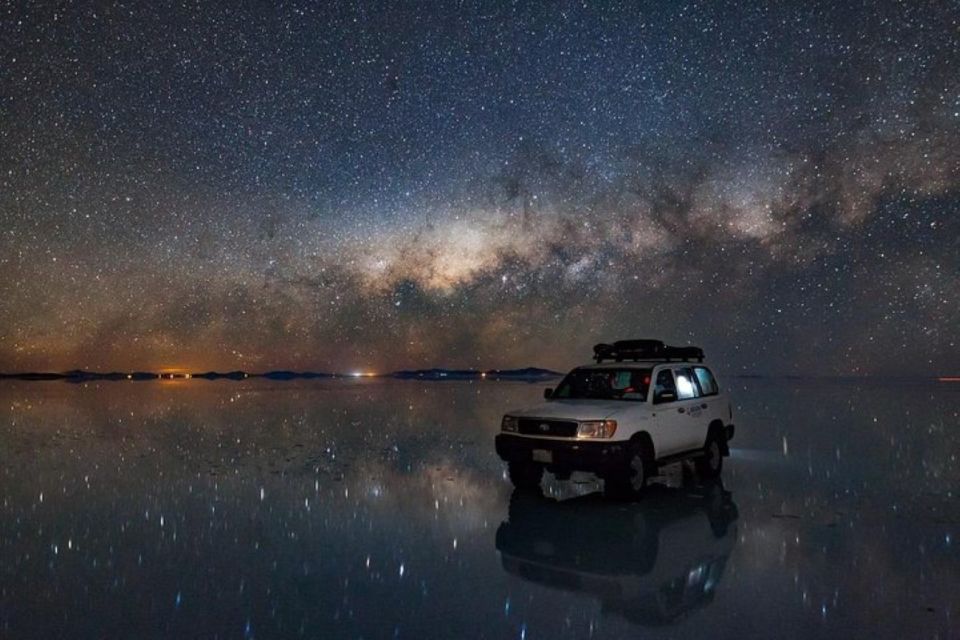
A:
0 1 957 374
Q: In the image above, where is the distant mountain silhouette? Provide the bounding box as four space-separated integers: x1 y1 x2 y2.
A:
0 372 65 381
260 371 335 380
192 371 248 380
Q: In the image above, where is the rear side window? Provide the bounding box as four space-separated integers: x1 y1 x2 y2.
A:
693 367 719 396
675 367 699 399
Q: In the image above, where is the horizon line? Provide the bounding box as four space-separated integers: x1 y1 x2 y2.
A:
0 368 957 382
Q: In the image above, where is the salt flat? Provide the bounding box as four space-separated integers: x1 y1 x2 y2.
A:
0 377 956 639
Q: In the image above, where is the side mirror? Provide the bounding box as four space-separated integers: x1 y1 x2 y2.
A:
543 387 554 400
655 391 676 404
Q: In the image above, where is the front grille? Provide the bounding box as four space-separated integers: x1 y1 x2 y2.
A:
517 418 578 437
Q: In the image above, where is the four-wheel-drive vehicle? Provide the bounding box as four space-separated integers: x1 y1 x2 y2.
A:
496 483 738 625
495 339 735 496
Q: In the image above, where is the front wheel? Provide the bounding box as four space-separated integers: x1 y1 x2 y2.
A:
605 440 653 499
508 462 543 492
696 434 724 479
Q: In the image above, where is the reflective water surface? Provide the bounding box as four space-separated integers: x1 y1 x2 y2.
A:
0 378 957 639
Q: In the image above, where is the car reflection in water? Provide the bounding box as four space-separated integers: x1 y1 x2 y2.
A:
496 481 738 626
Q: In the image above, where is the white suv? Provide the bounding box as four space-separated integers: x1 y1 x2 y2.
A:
495 340 735 496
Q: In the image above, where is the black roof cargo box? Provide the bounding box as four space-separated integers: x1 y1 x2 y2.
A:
593 340 704 363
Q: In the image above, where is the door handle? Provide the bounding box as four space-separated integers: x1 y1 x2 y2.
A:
677 407 685 413
701 403 708 409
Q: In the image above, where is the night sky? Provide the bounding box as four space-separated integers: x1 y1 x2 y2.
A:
1 1 957 375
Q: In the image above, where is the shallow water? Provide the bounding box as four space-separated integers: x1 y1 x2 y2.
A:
0 377 957 639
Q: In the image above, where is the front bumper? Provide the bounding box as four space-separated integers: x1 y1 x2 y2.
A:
495 433 630 473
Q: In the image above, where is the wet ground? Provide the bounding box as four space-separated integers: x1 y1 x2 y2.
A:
0 377 957 639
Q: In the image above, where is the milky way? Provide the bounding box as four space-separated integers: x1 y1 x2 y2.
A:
0 1 957 374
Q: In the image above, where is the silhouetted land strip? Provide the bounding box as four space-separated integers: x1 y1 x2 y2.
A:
0 367 564 383
0 370 954 384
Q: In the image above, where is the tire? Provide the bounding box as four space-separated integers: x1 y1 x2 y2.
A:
605 439 654 499
696 433 724 479
508 462 543 492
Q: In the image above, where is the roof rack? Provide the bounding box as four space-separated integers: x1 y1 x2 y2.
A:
593 339 704 363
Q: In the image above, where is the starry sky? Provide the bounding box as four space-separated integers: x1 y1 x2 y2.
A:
0 1 957 375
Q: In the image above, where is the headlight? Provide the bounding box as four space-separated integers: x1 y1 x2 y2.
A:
501 415 519 432
577 420 617 439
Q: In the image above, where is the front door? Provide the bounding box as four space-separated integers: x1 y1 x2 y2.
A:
651 368 692 456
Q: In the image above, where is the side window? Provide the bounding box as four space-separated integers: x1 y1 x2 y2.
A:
654 369 678 403
610 371 632 390
675 367 699 399
694 367 719 396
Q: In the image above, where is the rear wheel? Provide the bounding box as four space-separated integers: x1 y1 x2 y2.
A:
696 433 724 479
508 462 543 492
605 440 654 499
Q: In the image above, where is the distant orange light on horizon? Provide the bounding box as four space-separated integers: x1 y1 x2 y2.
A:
157 368 193 381
939 376 960 382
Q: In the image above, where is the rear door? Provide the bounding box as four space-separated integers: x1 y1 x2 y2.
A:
693 366 725 430
673 366 708 450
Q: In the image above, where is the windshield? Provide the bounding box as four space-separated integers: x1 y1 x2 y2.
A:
553 368 652 401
